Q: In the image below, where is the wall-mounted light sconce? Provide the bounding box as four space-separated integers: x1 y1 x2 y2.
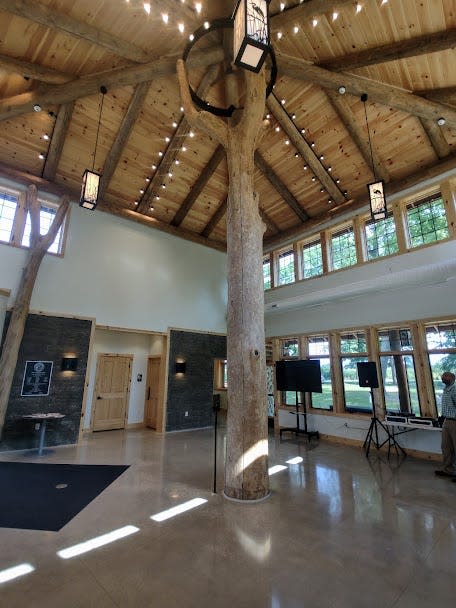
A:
61 357 78 371
175 361 186 374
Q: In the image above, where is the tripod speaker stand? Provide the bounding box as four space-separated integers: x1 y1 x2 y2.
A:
357 362 406 458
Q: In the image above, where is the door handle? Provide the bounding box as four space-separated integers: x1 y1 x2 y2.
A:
97 396 102 400
147 387 151 400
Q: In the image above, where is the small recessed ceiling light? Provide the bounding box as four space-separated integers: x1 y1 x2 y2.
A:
168 172 173 178
311 142 315 148
189 131 195 138
162 13 168 23
328 166 332 172
284 140 290 145
42 133 49 140
145 177 150 182
180 106 184 112
338 86 346 95
332 11 339 20
293 25 299 34
158 151 163 157
275 126 280 132
172 121 178 128
182 146 187 151
38 152 45 160
301 128 305 134
336 178 341 184
281 99 286 105
312 18 318 27
319 155 324 160
178 23 185 33
161 184 166 189
165 137 170 142
33 104 42 112
356 3 362 13
437 117 446 126
155 195 160 200
303 165 308 170
140 189 144 194
152 164 157 170
195 2 202 13
134 201 138 205
204 21 210 29
143 3 151 15
291 113 296 120
294 152 299 158
150 206 154 211
280 2 285 10
175 159 180 165
277 31 283 39
312 176 316 182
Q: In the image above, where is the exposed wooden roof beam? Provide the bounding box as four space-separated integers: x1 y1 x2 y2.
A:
201 198 227 238
322 28 456 71
264 152 456 250
271 0 359 28
0 160 226 252
419 118 451 160
98 82 150 200
259 207 280 234
277 52 456 130
415 86 456 106
325 90 390 182
0 53 72 84
171 145 225 227
0 46 225 122
254 151 309 222
0 0 150 63
138 63 220 214
42 102 74 181
267 93 345 204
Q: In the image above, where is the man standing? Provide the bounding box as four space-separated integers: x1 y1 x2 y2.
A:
435 371 456 479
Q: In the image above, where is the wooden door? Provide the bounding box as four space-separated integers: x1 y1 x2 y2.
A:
145 356 162 429
92 354 132 431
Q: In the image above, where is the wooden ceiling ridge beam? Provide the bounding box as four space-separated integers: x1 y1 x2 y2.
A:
0 46 225 122
263 153 456 250
98 81 151 201
201 198 227 238
0 0 150 63
42 102 75 181
138 63 220 213
0 53 73 84
171 145 225 227
0 160 226 252
271 0 357 28
267 93 345 204
325 90 390 183
276 51 456 129
321 28 456 71
254 151 309 223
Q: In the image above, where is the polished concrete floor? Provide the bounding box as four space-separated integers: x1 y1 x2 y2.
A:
0 424 455 608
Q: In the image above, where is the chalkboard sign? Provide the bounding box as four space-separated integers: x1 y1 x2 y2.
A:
21 361 53 397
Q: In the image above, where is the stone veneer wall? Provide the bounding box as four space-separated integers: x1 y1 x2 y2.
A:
1 313 92 451
166 329 226 431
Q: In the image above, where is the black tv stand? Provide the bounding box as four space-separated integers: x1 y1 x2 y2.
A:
280 391 319 441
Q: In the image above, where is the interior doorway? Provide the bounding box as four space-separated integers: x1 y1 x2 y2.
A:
91 354 133 431
144 355 163 430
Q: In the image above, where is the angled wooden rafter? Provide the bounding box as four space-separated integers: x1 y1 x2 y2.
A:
201 198 227 238
0 53 72 84
419 118 451 160
277 51 456 129
42 102 75 180
98 81 151 201
254 151 309 222
267 93 346 204
271 0 360 28
171 145 225 227
325 90 390 182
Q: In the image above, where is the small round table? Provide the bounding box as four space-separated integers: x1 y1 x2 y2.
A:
22 413 65 456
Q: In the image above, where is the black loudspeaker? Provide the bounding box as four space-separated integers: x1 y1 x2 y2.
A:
357 361 379 388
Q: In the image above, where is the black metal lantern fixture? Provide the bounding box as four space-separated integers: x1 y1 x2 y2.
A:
361 93 387 221
233 0 271 73
80 85 107 211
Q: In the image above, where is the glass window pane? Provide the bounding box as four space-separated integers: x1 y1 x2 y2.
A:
281 339 299 358
302 240 323 278
282 391 301 406
340 332 367 354
365 215 398 260
428 353 456 415
380 354 420 415
311 357 332 410
342 356 370 412
22 205 63 253
378 328 413 352
331 226 357 270
426 324 456 350
278 248 295 285
0 192 17 243
263 257 271 290
406 194 449 248
308 336 330 356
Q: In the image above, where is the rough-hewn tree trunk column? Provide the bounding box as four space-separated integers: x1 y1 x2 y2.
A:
0 186 69 437
177 60 269 501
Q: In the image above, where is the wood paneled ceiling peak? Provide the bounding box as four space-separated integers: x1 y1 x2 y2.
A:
0 0 454 251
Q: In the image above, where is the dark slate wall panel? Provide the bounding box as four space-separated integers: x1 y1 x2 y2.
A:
1 313 92 451
166 330 226 432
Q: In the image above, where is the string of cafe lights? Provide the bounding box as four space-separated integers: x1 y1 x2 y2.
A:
124 0 204 34
265 94 346 204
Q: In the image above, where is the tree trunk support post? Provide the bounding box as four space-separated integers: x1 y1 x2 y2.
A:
177 59 269 501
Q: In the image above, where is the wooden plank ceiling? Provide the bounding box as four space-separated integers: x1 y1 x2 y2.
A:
0 0 454 252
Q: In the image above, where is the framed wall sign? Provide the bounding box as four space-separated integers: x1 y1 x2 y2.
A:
21 361 53 397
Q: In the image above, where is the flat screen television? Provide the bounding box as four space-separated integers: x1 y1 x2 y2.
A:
275 359 322 393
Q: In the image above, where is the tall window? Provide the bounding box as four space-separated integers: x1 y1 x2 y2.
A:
331 226 357 270
364 214 398 260
277 248 295 285
406 194 449 248
0 192 17 243
426 323 456 415
263 256 271 290
378 328 420 415
22 205 64 254
302 239 323 278
280 338 299 405
308 335 332 410
340 331 369 412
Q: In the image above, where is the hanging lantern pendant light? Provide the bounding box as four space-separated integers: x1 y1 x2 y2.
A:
80 85 107 211
362 93 387 221
233 0 271 73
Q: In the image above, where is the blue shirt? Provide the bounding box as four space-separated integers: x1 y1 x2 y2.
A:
441 382 456 419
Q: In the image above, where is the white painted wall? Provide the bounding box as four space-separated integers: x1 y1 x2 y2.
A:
84 329 165 429
0 202 228 334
